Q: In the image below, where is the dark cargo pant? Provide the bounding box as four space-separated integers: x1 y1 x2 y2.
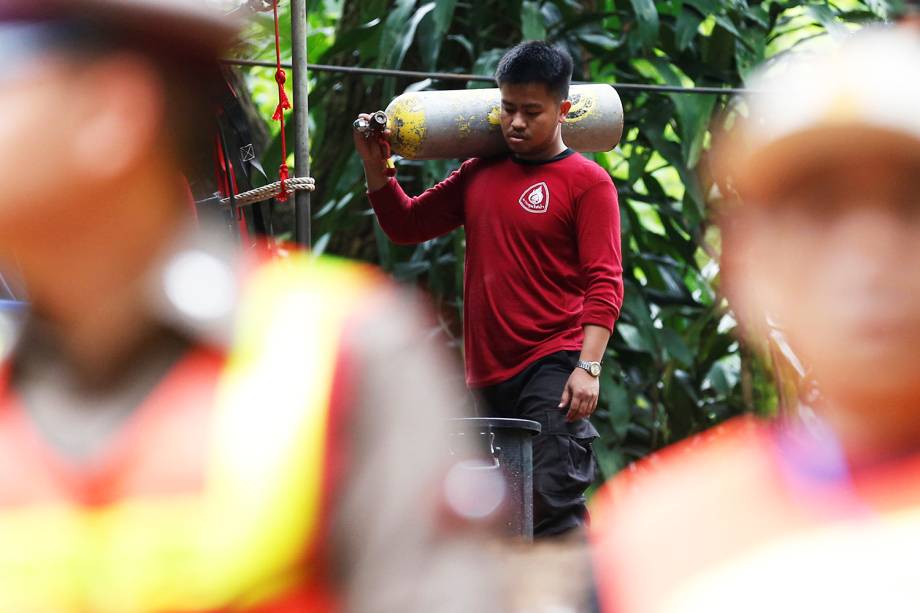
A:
477 350 599 538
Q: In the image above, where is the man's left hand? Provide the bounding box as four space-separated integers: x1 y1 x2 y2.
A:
559 367 599 422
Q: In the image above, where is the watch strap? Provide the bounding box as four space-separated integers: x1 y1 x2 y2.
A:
577 360 601 377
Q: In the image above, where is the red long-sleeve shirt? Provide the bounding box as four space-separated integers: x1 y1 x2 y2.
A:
368 150 623 387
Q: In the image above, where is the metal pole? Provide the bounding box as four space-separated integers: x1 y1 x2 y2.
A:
290 0 311 247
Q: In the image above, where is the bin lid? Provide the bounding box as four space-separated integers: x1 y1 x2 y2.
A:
448 417 541 435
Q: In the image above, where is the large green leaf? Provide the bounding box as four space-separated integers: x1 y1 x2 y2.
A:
734 24 766 79
468 48 506 88
379 1 436 69
682 0 721 15
418 0 459 69
577 31 622 51
661 327 693 366
522 1 547 40
675 8 704 51
863 0 891 17
629 0 660 46
806 5 847 37
315 18 382 63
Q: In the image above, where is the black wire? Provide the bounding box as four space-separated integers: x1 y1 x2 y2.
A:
221 57 750 96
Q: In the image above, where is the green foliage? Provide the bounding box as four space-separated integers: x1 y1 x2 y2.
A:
239 0 891 479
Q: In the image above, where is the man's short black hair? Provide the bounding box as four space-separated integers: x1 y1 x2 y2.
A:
495 41 573 101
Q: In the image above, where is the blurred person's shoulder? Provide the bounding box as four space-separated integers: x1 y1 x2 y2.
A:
244 247 388 299
600 416 768 495
235 249 401 355
589 416 797 612
590 418 787 570
243 248 454 373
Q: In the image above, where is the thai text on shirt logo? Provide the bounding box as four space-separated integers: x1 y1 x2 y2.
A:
518 182 550 214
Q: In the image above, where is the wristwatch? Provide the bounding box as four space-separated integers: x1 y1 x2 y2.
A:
577 360 602 377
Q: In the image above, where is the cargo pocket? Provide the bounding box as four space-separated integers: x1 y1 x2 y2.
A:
557 434 597 495
536 409 598 495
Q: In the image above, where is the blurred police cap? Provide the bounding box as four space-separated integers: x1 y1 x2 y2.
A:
715 27 920 201
0 0 244 56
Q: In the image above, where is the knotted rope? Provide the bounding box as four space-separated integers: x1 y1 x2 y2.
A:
220 177 314 208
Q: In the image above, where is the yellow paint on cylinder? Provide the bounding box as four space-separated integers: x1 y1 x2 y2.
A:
487 105 501 127
456 115 473 138
565 91 596 124
387 95 427 159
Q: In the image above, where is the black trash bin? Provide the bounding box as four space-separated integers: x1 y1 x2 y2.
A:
448 417 541 539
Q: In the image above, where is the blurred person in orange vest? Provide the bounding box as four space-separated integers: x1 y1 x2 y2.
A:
590 28 920 613
0 1 499 611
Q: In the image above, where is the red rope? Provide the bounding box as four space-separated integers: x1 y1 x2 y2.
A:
272 0 291 202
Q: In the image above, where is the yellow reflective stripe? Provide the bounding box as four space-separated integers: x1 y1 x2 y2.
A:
0 504 92 611
0 499 220 612
0 255 379 612
203 254 379 608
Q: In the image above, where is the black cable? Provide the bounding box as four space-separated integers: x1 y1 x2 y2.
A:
221 57 750 96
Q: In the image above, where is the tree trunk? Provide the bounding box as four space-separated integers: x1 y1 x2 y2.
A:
313 0 392 261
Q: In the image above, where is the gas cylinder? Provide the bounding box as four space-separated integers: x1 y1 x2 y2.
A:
384 84 623 160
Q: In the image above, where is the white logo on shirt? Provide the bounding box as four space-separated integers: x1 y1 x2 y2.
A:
518 182 550 214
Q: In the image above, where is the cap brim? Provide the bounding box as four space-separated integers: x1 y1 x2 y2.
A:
1 0 240 55
731 124 920 202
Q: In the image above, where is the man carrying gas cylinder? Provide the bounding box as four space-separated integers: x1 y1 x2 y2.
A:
0 1 497 611
591 28 920 613
356 41 624 539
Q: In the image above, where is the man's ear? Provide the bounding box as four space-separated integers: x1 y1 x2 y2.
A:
559 99 572 122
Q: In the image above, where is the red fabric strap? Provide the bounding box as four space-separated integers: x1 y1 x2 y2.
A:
272 0 290 202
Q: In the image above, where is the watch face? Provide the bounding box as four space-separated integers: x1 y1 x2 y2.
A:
590 363 601 377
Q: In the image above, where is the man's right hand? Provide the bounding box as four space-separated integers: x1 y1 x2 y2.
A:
353 112 392 192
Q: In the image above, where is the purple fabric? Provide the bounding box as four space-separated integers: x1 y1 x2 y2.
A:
771 412 874 517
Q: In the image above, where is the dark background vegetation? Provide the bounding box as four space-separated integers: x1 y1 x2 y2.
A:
237 0 891 479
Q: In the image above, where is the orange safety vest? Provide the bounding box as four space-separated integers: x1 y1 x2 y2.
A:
0 253 381 612
590 416 920 613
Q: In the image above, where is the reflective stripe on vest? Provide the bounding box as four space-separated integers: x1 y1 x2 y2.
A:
0 253 379 611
